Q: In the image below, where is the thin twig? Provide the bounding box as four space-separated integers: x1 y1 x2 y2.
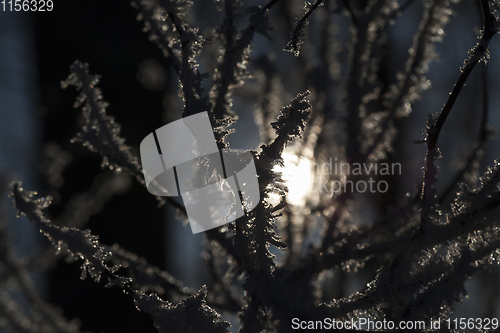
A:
420 0 496 227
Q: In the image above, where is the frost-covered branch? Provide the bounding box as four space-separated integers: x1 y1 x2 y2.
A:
62 60 187 214
420 0 497 230
11 182 230 333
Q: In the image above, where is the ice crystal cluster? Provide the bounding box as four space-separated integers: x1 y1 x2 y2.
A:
2 0 500 332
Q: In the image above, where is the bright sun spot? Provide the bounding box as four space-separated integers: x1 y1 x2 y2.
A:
273 152 313 206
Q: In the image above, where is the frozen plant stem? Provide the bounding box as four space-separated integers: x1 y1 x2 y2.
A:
420 0 497 229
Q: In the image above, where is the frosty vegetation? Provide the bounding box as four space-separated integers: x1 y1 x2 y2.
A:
2 0 500 332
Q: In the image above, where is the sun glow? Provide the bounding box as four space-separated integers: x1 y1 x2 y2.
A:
274 152 313 206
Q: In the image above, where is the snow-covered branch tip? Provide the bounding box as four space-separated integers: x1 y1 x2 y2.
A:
62 60 141 175
259 90 312 162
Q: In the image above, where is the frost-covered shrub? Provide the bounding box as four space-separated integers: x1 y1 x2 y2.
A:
2 0 500 332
